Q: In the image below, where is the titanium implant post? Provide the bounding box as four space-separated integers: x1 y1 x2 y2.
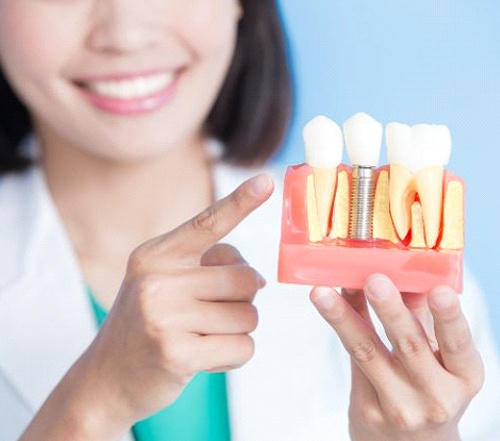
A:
348 166 376 240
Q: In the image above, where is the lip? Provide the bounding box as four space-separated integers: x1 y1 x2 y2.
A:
74 70 181 116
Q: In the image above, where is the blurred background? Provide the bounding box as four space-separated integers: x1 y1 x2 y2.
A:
276 0 500 345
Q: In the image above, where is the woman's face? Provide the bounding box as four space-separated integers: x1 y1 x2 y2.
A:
0 0 242 161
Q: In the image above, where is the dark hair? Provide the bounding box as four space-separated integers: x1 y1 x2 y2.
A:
0 0 293 174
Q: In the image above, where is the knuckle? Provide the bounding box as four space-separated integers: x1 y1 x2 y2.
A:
425 401 453 426
465 361 485 397
385 406 418 432
393 335 423 358
440 333 471 355
349 338 378 364
135 274 161 302
235 335 255 366
352 403 383 428
127 246 149 275
191 206 220 235
242 304 259 332
158 341 191 377
241 266 261 291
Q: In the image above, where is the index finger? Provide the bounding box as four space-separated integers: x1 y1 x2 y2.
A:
164 174 273 257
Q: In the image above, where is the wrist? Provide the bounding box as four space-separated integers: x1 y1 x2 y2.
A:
21 345 132 441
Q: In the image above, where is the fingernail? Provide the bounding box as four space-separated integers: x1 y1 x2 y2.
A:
249 174 271 196
365 275 392 300
430 287 456 309
313 287 337 311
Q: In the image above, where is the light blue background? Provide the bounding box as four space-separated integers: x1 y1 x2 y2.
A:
277 0 500 345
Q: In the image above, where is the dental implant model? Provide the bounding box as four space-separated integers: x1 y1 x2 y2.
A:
278 113 464 294
344 113 383 240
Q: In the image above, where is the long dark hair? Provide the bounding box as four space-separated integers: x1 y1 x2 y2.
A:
0 0 293 173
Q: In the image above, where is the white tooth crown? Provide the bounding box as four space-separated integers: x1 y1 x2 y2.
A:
87 72 174 99
303 116 343 168
343 112 383 167
386 123 451 172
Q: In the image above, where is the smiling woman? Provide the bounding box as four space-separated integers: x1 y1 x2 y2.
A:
0 0 291 168
1 0 500 440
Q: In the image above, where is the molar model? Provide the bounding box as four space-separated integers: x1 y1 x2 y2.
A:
278 113 464 294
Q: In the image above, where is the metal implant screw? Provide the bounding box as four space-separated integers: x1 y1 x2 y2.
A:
349 166 376 240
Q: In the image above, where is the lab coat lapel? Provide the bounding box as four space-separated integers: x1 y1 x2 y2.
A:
0 168 97 411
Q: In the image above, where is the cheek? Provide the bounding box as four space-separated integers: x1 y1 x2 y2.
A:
0 3 77 89
174 0 240 58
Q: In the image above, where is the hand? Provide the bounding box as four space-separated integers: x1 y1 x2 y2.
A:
81 174 273 428
310 274 484 441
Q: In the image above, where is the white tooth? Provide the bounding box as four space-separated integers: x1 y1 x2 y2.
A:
303 116 344 236
343 112 383 167
118 81 132 98
87 73 173 99
387 122 452 247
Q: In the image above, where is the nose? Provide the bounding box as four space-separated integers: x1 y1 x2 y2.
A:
87 0 165 54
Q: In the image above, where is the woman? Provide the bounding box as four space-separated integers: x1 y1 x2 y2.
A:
0 0 499 440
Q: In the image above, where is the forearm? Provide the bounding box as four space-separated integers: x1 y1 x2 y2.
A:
20 350 130 441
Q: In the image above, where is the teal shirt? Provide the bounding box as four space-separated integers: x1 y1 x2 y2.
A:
87 290 231 441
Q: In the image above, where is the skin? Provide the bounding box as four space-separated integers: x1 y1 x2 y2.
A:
0 0 484 439
21 176 273 440
311 276 485 441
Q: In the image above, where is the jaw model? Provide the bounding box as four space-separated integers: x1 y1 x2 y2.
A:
278 114 464 294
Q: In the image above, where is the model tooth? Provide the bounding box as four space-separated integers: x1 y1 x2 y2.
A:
343 112 383 167
303 116 344 237
386 122 452 247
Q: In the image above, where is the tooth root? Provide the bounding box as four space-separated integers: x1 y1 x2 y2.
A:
440 180 464 250
410 201 427 248
415 166 444 248
330 170 350 239
307 174 323 242
313 168 337 237
389 164 415 241
373 170 399 243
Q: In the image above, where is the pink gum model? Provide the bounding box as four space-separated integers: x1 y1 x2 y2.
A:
278 164 464 294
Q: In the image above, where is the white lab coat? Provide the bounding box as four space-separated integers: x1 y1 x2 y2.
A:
1 164 500 441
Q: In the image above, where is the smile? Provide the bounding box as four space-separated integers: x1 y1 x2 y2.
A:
76 71 179 116
84 72 175 99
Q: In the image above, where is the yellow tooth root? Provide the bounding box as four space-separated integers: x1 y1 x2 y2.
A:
415 166 444 249
389 164 414 241
313 168 337 237
373 170 399 243
440 181 464 250
410 201 427 248
330 170 349 239
307 174 323 242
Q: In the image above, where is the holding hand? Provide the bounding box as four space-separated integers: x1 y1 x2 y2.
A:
311 274 484 441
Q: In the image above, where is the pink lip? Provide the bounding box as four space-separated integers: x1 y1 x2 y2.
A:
76 71 179 116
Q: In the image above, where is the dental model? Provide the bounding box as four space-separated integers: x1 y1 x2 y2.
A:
278 114 464 294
